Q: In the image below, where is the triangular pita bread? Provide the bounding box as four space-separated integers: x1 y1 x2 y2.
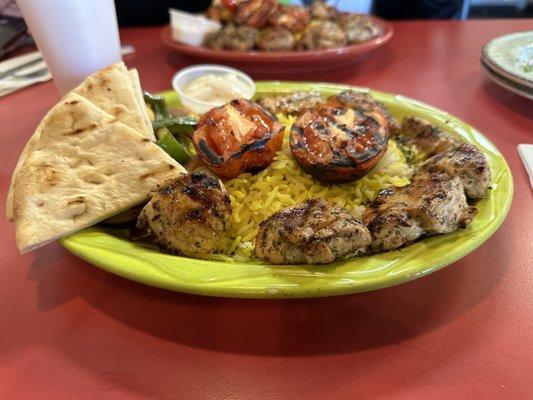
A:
128 68 154 139
13 93 185 253
6 63 154 222
73 62 155 141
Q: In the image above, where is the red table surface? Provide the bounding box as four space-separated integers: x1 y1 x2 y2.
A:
1 20 532 400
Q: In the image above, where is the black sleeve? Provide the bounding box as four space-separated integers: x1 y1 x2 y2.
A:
115 0 212 26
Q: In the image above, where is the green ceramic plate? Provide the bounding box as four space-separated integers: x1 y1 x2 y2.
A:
60 82 513 299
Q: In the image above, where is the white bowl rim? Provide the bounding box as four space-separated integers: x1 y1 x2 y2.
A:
172 64 256 108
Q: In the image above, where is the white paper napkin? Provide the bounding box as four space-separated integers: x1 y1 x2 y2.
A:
517 144 533 190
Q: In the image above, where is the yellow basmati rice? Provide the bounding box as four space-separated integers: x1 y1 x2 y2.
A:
214 115 413 261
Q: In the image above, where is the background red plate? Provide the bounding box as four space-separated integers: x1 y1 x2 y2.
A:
161 16 393 74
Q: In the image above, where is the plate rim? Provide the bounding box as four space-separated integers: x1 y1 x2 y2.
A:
60 81 514 299
481 59 533 100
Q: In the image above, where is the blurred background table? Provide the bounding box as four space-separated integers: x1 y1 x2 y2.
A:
1 19 531 400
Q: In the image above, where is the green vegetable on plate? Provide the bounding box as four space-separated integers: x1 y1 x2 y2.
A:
156 127 191 164
152 116 196 136
143 91 170 119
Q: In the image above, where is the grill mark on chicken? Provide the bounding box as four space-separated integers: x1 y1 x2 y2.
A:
256 27 295 51
257 91 324 116
418 143 491 199
398 117 459 157
364 173 477 253
206 25 258 51
338 13 381 44
297 20 346 50
135 172 231 259
254 198 371 264
398 117 492 199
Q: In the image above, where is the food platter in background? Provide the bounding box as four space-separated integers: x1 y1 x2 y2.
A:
160 16 393 74
481 30 533 100
60 81 513 299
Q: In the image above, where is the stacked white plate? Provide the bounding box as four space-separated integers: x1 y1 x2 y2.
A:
481 31 533 100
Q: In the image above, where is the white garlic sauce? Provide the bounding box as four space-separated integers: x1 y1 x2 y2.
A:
184 73 248 105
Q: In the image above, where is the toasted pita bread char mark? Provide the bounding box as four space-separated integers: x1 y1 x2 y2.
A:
12 93 186 253
72 62 155 141
6 63 155 222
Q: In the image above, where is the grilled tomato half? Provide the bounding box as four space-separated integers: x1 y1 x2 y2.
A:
289 92 392 183
193 99 284 179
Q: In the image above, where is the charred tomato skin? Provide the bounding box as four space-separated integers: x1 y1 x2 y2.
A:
193 99 284 179
289 104 389 183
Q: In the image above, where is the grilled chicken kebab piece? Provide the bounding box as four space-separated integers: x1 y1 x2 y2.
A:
338 13 381 44
418 144 491 199
206 25 258 51
256 27 295 51
364 117 491 252
364 173 477 253
308 1 338 20
257 91 324 115
254 198 371 264
399 116 461 157
136 172 231 259
400 117 491 199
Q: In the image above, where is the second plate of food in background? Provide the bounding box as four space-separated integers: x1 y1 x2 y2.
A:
482 30 533 90
161 17 393 74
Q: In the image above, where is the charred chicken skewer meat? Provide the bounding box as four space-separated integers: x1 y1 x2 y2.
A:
257 91 324 115
205 0 381 52
135 172 232 259
364 173 477 253
399 117 491 199
364 117 491 253
254 198 371 264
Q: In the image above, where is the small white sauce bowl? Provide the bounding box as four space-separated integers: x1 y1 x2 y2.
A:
172 64 256 114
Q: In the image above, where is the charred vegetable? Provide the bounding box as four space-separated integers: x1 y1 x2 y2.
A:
143 92 170 119
144 91 197 163
152 116 196 135
156 128 191 164
193 98 284 179
289 91 392 183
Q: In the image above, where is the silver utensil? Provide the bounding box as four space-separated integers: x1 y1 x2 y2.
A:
0 44 136 97
13 66 49 79
0 57 43 80
0 44 135 81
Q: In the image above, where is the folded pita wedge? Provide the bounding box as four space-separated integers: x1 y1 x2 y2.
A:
13 93 186 253
6 100 62 222
6 64 154 222
73 62 155 141
128 68 154 138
